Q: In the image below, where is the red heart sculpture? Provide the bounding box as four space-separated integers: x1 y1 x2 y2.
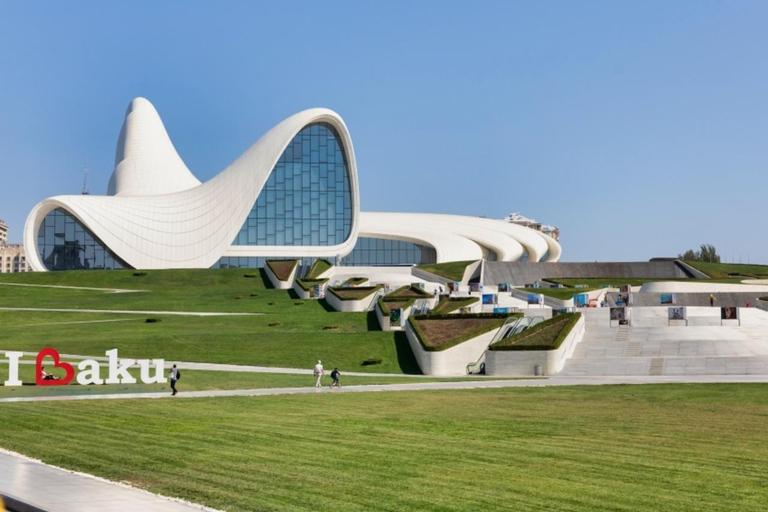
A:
36 347 75 386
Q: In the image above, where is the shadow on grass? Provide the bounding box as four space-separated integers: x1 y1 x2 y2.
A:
317 299 335 312
258 268 274 289
366 311 380 331
393 331 422 375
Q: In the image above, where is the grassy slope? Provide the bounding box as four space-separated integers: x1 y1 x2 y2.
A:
521 287 593 300
0 270 420 374
0 384 766 511
685 261 768 279
416 260 476 282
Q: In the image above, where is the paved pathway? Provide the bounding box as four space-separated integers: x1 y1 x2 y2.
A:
0 450 221 512
0 282 145 294
0 307 259 317
1 374 767 404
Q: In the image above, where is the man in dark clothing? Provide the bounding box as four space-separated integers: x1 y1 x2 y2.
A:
169 364 180 396
330 368 341 388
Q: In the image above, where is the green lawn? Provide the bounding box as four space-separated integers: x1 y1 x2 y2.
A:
0 384 766 511
0 270 422 374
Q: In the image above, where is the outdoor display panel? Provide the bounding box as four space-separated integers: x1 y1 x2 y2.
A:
389 308 402 327
574 293 589 306
498 283 510 292
668 307 686 320
721 307 739 320
527 293 544 305
610 307 627 321
661 294 676 305
482 293 497 305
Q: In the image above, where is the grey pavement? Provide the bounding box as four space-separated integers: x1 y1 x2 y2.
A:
0 307 259 317
0 450 222 512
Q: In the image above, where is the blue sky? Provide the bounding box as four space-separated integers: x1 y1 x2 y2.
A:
0 1 766 263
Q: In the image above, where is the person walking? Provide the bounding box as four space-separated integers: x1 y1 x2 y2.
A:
709 294 716 307
330 368 341 388
169 364 180 396
313 360 324 388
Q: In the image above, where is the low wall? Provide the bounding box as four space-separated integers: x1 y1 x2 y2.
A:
405 321 500 376
375 302 412 330
485 314 586 376
325 290 379 312
265 262 297 290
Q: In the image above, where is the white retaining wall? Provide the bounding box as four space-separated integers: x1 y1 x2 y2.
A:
326 289 380 312
405 321 500 376
265 262 297 289
485 314 586 376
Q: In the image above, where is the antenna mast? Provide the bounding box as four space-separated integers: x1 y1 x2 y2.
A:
81 167 90 195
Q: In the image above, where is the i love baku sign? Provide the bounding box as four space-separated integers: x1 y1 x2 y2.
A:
3 348 167 387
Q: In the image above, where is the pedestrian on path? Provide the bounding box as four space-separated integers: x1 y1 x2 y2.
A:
709 294 716 307
169 364 180 396
313 360 324 388
330 368 341 388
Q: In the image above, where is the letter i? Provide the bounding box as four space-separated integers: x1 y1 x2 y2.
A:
4 352 23 387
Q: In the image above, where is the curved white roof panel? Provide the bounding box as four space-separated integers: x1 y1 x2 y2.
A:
24 99 560 271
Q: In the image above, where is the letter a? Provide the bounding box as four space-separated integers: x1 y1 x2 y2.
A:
77 359 104 385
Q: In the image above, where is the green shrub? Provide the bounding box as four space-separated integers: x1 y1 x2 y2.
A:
490 313 581 351
386 285 434 299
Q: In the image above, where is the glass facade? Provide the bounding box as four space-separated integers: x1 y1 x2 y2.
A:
37 208 129 271
340 237 436 266
213 256 315 269
233 122 352 247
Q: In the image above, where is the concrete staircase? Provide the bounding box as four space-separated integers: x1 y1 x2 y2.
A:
559 307 768 377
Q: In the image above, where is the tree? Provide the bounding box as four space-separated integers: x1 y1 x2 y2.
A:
678 244 720 263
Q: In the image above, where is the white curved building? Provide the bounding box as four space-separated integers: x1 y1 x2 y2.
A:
24 98 561 271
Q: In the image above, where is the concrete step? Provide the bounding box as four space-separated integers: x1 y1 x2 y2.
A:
559 355 768 376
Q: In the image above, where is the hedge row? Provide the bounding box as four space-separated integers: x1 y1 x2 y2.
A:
295 278 329 291
326 285 383 301
343 277 369 286
430 296 479 315
489 313 581 351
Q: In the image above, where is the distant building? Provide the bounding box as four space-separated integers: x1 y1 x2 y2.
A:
0 220 31 272
504 212 560 242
